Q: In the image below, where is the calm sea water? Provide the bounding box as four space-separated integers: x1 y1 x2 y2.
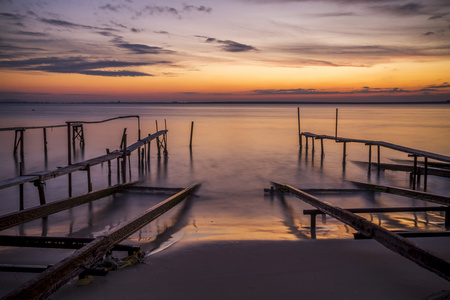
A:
0 103 449 248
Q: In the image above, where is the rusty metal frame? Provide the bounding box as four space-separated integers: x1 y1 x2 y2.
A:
271 181 450 282
3 183 201 300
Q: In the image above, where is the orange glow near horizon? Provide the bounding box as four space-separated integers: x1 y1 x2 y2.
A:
2 59 449 99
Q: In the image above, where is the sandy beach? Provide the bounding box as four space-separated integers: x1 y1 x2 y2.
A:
44 238 450 300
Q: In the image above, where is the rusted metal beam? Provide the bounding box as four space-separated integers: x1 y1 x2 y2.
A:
271 181 450 281
3 183 201 300
351 181 450 206
0 236 140 253
0 182 137 231
354 231 450 239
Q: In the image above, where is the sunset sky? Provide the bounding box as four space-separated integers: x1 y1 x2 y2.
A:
1 0 450 102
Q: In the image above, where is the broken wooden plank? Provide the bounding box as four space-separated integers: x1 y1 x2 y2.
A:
272 181 450 281
351 181 450 206
0 182 137 231
3 183 201 300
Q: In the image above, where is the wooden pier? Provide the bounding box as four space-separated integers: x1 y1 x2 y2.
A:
299 131 450 191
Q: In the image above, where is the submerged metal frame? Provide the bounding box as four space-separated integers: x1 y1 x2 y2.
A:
271 181 450 282
3 183 201 300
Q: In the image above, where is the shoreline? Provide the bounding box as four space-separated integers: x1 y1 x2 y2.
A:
47 238 450 300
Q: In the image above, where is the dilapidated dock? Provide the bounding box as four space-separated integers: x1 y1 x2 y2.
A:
0 115 201 299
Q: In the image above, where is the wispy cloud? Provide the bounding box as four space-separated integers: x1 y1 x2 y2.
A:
0 57 165 77
135 4 212 18
15 30 48 37
251 86 415 96
371 3 425 15
38 17 118 32
112 37 173 55
197 36 257 52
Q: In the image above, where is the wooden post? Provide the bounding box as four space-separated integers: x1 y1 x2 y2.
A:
116 157 120 185
164 119 168 156
121 134 127 184
377 145 381 172
43 128 48 155
368 145 372 173
34 178 46 205
106 149 111 186
190 121 194 148
320 138 324 156
305 136 309 149
312 137 315 153
335 108 338 140
19 162 24 210
424 157 428 192
310 213 317 239
343 142 347 164
147 136 151 164
66 123 71 165
137 116 141 140
86 164 92 192
297 107 302 147
412 155 417 190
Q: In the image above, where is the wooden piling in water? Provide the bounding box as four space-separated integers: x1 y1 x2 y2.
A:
297 107 302 147
335 108 338 140
190 121 194 148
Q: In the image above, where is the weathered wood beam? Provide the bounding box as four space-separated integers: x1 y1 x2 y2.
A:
351 181 450 206
271 181 450 281
0 182 137 231
3 183 201 300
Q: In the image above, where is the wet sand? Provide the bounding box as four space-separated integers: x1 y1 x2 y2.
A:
46 238 450 300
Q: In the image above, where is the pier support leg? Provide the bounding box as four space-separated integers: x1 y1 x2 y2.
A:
86 164 92 192
368 145 372 176
424 157 428 192
320 138 324 156
310 213 317 239
34 178 46 205
342 142 347 165
412 155 417 190
377 145 381 172
106 149 111 186
19 162 24 210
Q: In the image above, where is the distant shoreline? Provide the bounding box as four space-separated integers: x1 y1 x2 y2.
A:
1 100 450 105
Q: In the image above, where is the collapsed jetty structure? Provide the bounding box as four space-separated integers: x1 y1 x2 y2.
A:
0 116 200 299
0 110 449 299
